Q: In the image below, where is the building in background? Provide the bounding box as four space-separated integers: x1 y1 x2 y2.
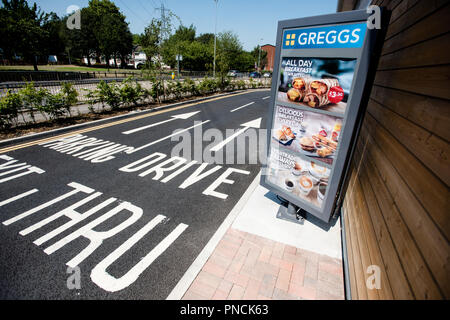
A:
261 44 275 71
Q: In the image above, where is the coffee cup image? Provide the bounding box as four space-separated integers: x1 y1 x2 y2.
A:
291 162 302 176
309 173 320 185
317 182 327 204
299 175 313 195
285 179 295 191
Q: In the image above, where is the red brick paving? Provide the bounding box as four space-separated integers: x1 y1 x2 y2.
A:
182 228 344 300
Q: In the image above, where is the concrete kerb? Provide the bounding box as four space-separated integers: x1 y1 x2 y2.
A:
0 89 267 149
166 171 262 300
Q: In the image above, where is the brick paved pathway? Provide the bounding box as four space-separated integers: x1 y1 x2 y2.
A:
182 228 344 300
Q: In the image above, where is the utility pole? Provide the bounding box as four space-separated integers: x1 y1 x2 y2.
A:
213 0 218 78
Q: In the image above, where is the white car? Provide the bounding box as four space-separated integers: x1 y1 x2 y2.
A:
227 70 239 77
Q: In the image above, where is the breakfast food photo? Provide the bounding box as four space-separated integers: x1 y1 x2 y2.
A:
273 124 296 145
278 57 357 115
303 78 340 108
271 105 342 165
267 148 331 209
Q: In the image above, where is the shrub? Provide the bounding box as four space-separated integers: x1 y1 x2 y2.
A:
120 78 142 106
60 82 78 116
173 81 183 100
150 80 164 103
218 77 230 91
20 82 48 122
0 90 21 129
89 80 121 111
236 80 246 90
44 93 66 120
197 77 218 95
183 78 199 96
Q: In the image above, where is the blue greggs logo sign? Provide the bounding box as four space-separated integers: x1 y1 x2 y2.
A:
283 23 367 49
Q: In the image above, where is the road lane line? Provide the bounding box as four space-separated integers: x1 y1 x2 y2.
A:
0 90 258 154
122 111 201 135
230 102 255 113
127 120 210 154
122 118 175 135
262 96 270 100
0 189 39 207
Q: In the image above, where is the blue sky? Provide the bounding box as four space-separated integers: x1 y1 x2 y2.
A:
30 0 338 51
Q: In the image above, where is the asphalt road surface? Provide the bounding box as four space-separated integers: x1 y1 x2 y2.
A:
0 90 271 299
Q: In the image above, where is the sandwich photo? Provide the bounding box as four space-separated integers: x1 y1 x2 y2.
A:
273 125 296 145
278 57 356 115
303 78 340 108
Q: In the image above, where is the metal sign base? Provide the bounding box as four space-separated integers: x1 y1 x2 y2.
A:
276 202 308 225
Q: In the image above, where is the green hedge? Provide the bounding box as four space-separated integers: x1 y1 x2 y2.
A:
0 77 271 130
0 82 78 129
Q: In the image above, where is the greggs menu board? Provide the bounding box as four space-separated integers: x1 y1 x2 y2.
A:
261 11 386 223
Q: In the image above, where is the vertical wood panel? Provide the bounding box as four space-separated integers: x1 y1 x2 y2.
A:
339 0 450 300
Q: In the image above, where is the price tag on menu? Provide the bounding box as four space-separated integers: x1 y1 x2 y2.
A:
328 86 344 104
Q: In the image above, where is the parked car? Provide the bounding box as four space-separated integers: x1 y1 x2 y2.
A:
263 72 271 78
249 72 261 78
227 70 239 77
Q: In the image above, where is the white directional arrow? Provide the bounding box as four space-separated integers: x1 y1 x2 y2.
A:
122 111 201 135
210 118 262 152
126 120 210 154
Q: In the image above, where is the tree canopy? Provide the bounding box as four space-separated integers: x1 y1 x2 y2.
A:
0 0 61 70
1 0 266 73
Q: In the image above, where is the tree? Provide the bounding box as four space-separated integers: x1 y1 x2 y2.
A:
215 31 243 77
250 45 268 71
139 18 163 69
196 33 215 45
41 13 65 60
89 0 133 68
161 24 197 68
0 0 54 70
61 0 133 67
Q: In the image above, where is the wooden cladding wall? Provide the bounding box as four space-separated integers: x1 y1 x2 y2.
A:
341 0 450 299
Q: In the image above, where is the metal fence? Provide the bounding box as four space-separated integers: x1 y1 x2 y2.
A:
0 69 257 83
0 73 270 104
0 78 147 103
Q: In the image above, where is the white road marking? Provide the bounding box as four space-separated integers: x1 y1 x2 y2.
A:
30 195 117 245
203 168 250 200
0 189 39 207
122 111 201 135
262 96 270 100
91 215 188 292
44 201 144 268
0 165 32 177
230 102 255 113
0 155 14 161
126 120 210 154
166 172 261 300
210 118 262 152
2 182 94 226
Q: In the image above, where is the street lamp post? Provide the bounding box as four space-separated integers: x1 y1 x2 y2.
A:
258 38 263 71
213 0 218 78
